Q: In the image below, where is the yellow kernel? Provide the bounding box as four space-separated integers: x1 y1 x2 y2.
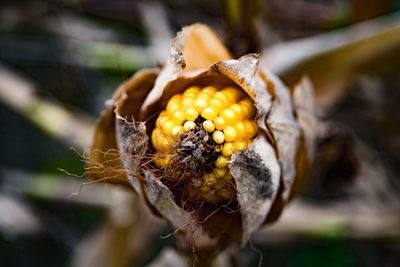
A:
151 129 159 150
234 121 246 139
182 97 195 107
184 121 196 132
214 182 224 190
156 115 168 129
213 131 225 144
215 155 229 168
217 189 233 200
157 136 172 152
238 104 250 119
167 103 180 114
208 98 225 113
223 126 237 142
202 120 215 133
154 157 168 168
205 174 217 186
184 108 199 121
183 86 200 96
221 109 236 125
244 120 258 138
230 104 244 121
214 116 226 130
213 167 228 178
194 98 208 112
233 140 247 151
172 110 185 123
197 92 212 100
201 107 218 121
201 193 221 203
172 125 184 138
167 94 181 105
200 186 210 193
221 87 243 102
224 173 234 181
155 154 173 169
215 144 223 152
161 120 175 136
183 92 197 99
201 86 217 96
239 98 256 119
214 92 230 105
222 142 234 156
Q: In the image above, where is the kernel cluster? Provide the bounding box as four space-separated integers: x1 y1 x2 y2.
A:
151 85 258 202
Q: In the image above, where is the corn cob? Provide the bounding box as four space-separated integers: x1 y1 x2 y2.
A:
152 85 258 203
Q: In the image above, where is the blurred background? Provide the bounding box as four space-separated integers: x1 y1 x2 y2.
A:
1 0 400 266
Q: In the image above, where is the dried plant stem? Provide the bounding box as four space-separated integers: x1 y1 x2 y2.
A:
254 199 400 241
0 64 94 149
262 11 400 114
70 188 165 267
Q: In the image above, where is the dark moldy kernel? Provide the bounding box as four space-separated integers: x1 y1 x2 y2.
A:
174 117 219 178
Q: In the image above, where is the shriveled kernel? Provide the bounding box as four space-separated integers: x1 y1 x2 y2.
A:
162 120 175 135
194 98 208 112
233 140 247 151
221 109 236 125
230 104 244 120
222 142 234 156
234 121 246 139
183 121 196 132
172 110 185 123
202 120 215 133
215 144 223 152
201 107 218 121
214 116 226 130
172 125 184 138
223 126 237 142
213 130 225 144
213 167 228 178
184 108 199 121
215 155 229 168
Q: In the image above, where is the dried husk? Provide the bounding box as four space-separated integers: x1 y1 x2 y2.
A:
89 23 316 247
